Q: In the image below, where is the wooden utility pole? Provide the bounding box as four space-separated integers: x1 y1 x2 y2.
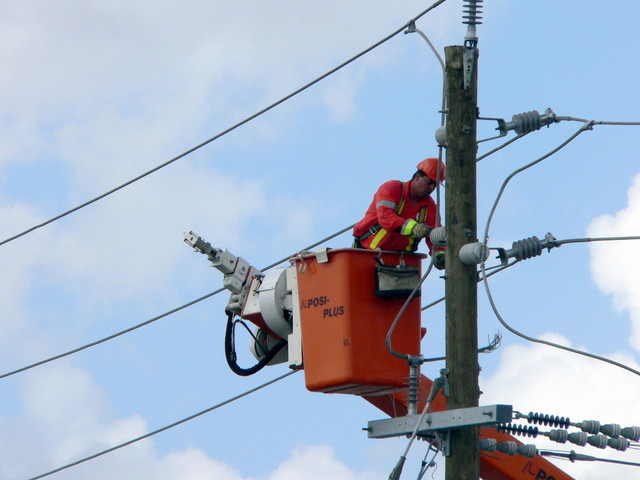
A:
444 45 480 480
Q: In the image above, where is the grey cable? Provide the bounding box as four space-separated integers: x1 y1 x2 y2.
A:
480 234 640 376
481 265 640 377
388 373 444 480
483 121 594 245
479 119 640 376
0 0 447 249
26 369 299 480
476 133 527 162
539 450 640 467
0 289 221 380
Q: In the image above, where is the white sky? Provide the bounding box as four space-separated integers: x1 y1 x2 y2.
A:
1 1 640 479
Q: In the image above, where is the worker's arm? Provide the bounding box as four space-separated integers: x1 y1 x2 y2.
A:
374 181 417 235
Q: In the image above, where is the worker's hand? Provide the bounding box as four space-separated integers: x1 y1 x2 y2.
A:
412 223 431 239
433 251 446 270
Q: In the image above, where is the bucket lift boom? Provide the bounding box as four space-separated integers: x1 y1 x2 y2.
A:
183 233 574 480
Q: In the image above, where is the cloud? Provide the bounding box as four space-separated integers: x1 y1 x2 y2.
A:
481 333 640 479
2 359 383 480
588 173 640 351
268 444 381 480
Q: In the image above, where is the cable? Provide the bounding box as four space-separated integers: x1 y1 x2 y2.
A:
388 372 445 480
0 289 221 380
25 369 299 480
480 232 640 375
0 0 447 250
468 120 640 379
420 259 517 312
417 444 440 480
385 261 435 361
481 264 640 377
224 311 287 376
476 132 528 162
483 121 594 245
539 450 640 467
476 116 639 163
555 236 640 246
0 224 355 380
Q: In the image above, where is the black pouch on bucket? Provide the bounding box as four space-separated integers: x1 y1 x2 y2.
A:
375 262 421 299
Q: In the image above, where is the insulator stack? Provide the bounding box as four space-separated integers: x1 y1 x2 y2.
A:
404 374 420 415
462 0 483 26
548 429 588 447
622 426 640 441
576 420 601 434
516 444 538 458
481 438 536 458
479 438 497 452
511 237 543 261
608 437 631 451
497 441 517 456
429 226 447 247
600 423 621 438
587 434 609 449
525 412 571 429
509 111 543 134
498 423 539 438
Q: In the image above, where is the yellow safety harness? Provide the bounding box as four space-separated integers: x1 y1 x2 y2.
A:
354 183 427 252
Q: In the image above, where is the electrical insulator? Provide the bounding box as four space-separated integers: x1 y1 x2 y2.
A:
548 429 588 447
435 126 446 148
497 234 559 265
622 426 640 441
576 420 601 434
522 411 571 429
600 423 621 438
547 429 568 444
462 0 483 46
459 242 489 265
429 226 447 247
587 435 609 449
607 437 630 452
496 441 517 456
498 423 539 438
502 108 558 135
479 438 497 452
516 444 538 458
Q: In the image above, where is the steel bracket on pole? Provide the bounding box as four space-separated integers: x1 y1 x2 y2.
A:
366 404 512 441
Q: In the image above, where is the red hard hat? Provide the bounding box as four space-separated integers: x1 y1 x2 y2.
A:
417 157 445 182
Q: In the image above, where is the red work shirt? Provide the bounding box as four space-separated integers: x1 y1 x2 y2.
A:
353 180 442 253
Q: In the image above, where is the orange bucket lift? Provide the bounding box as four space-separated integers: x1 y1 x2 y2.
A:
292 248 423 395
183 232 575 480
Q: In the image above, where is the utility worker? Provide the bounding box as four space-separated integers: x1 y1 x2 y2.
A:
352 157 446 270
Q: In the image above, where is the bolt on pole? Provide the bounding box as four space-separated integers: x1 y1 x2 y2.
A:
444 44 480 480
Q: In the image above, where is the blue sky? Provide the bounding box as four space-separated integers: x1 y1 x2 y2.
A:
1 1 640 479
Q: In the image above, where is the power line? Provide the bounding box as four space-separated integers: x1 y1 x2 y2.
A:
25 369 299 480
0 224 355 380
480 254 640 378
476 114 640 376
0 1 447 250
483 120 594 244
0 289 221 380
539 450 640 468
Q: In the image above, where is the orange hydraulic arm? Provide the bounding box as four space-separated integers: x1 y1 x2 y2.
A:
363 374 575 480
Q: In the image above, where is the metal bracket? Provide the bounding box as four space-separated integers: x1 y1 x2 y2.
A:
366 404 512 440
463 47 476 90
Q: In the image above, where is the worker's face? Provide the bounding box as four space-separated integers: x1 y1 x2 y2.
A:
414 174 437 198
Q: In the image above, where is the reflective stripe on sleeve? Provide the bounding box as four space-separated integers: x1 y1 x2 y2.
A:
376 199 397 210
